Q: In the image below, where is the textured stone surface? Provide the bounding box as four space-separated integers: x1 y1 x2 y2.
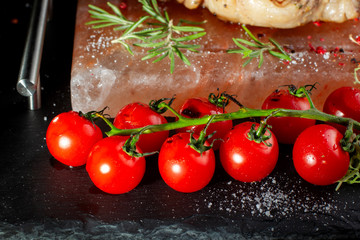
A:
71 0 360 116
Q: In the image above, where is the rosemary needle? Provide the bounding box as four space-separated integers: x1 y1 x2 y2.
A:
87 0 206 74
227 25 291 68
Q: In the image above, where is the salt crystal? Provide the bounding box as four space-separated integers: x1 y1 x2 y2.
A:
323 52 330 59
265 211 271 217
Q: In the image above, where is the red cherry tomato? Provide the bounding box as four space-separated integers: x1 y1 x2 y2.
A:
158 132 216 193
261 89 316 144
113 102 169 153
46 111 103 167
176 98 233 150
323 87 360 133
293 124 350 186
219 122 279 182
86 136 146 194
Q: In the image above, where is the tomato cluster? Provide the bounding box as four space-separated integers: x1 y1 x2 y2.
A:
46 86 359 194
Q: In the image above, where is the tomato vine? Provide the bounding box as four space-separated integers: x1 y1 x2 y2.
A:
89 85 360 190
93 86 360 137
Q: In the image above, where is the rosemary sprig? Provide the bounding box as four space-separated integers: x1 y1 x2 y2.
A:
227 25 291 68
87 0 206 73
87 3 134 30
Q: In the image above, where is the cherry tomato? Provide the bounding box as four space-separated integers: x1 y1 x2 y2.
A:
113 102 169 153
219 122 279 182
158 132 216 193
261 89 316 144
323 87 360 133
293 124 350 186
176 98 233 150
86 136 146 194
46 111 103 167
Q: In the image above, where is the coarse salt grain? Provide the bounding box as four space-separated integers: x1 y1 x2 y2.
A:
203 175 338 219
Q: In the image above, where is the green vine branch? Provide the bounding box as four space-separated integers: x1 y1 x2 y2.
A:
91 85 360 137
100 107 360 137
90 87 360 189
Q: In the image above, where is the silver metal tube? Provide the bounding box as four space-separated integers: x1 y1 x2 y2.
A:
17 0 50 110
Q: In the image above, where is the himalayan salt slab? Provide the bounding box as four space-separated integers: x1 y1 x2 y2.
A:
71 0 360 117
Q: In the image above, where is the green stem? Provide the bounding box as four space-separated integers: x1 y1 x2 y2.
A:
93 113 119 132
105 107 360 137
156 102 184 119
336 147 360 191
255 110 277 138
300 86 317 109
189 115 216 154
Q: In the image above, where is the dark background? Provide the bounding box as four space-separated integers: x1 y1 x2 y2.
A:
1 0 360 239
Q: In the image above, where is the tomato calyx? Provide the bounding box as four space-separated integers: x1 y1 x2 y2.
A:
208 89 231 109
209 90 244 109
336 121 360 190
80 107 109 119
336 136 360 190
122 128 159 157
247 121 273 147
188 132 214 154
188 115 217 154
340 121 360 153
247 113 275 147
121 135 147 158
149 96 176 114
281 83 319 98
79 107 109 127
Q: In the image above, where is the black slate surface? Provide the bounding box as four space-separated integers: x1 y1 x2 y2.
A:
2 0 360 239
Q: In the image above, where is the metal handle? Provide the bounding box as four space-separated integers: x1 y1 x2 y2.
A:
17 0 51 110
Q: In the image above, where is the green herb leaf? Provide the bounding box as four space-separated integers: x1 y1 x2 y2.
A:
172 25 205 32
235 38 260 48
141 48 168 61
269 38 290 58
87 0 206 73
153 51 169 63
227 25 291 67
269 50 291 61
173 32 206 42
